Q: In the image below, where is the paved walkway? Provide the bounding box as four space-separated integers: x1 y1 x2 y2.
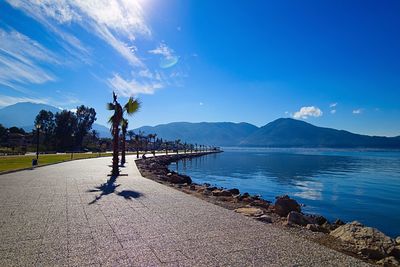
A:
0 155 368 266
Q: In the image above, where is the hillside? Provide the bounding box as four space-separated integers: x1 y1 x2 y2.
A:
240 118 400 148
134 122 259 146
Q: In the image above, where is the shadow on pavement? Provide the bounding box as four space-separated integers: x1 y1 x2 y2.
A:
87 175 142 204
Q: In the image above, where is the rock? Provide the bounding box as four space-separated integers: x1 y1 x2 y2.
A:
165 173 192 184
242 192 250 197
251 199 270 209
212 190 233 197
235 207 264 217
196 188 205 193
274 195 301 217
228 188 240 195
334 219 345 226
389 245 400 259
305 214 328 226
287 211 312 226
330 221 395 260
255 215 272 223
377 256 399 266
321 221 334 232
207 186 218 191
396 237 400 245
189 185 196 190
306 224 330 233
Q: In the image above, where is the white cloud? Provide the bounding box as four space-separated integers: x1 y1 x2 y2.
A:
330 109 337 114
293 106 323 119
329 102 338 108
353 109 363 114
107 73 162 97
6 0 150 66
0 28 59 88
0 95 49 107
149 42 178 68
199 102 204 106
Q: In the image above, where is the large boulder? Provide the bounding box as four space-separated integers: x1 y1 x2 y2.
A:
287 211 311 226
376 256 399 266
212 189 233 197
235 207 264 217
274 195 301 217
330 221 395 260
164 172 192 184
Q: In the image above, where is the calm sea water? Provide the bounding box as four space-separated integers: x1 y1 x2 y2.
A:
170 148 400 237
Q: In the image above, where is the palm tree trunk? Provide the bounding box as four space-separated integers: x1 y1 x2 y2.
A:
121 132 126 165
112 121 119 176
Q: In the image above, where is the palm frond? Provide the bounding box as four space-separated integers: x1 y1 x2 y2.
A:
108 115 115 124
121 118 128 130
124 98 141 115
106 102 115 111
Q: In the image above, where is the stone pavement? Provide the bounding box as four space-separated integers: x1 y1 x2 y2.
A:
0 155 369 266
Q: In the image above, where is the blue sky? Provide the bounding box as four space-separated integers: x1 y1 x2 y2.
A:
0 0 399 136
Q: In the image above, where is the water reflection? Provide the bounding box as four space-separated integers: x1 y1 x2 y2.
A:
171 149 400 237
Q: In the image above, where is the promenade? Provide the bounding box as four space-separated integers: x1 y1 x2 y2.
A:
0 155 369 266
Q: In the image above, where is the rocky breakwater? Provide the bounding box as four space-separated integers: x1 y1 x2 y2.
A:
136 155 400 266
136 152 218 184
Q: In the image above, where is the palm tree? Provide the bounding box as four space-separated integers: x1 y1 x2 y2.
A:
107 93 140 176
152 134 157 156
134 134 141 158
175 139 181 154
120 118 128 166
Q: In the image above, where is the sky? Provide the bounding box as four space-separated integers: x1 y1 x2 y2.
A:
0 0 399 136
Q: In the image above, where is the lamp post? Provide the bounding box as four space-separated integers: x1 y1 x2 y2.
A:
71 133 75 160
35 123 41 160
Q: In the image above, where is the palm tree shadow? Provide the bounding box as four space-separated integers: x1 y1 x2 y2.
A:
87 175 142 204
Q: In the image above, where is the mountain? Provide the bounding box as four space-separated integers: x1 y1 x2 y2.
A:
0 102 111 137
1 103 399 148
0 102 60 129
240 118 400 148
134 122 259 146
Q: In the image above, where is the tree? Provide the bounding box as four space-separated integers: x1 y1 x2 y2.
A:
75 105 96 150
175 139 181 154
54 110 78 152
34 110 55 150
133 134 141 158
107 92 140 176
120 118 128 165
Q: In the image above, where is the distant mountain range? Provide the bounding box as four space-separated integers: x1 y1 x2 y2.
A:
134 122 258 147
1 102 399 148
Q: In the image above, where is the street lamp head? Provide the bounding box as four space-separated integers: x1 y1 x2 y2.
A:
35 123 41 129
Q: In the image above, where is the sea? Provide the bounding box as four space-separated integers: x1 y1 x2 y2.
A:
170 147 400 237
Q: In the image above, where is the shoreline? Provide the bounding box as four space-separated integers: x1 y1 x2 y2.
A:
136 153 400 266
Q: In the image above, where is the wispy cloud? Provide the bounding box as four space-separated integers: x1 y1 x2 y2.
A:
0 0 179 99
330 109 337 114
6 0 150 67
107 73 163 97
0 28 59 89
149 42 179 68
353 109 363 114
293 106 323 119
329 102 338 108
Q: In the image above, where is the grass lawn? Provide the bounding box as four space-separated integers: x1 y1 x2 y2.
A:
0 153 113 173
